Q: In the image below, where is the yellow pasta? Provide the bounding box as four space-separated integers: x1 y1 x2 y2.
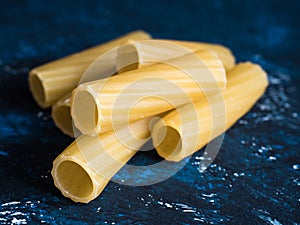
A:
27 30 271 204
51 40 147 137
165 40 235 71
51 116 155 203
51 92 83 137
117 39 235 72
29 30 152 108
71 50 226 136
151 62 268 161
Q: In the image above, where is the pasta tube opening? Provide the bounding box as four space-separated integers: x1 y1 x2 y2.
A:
29 72 45 105
72 90 98 135
117 42 140 73
52 105 73 136
152 124 182 159
55 160 94 199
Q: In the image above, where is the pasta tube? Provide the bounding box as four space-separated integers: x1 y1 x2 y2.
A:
151 62 268 161
165 40 235 71
51 40 150 137
51 116 155 203
51 92 82 137
116 39 235 73
29 30 152 108
71 50 226 136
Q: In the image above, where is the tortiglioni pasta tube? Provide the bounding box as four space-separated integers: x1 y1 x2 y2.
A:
71 50 226 136
117 39 235 73
29 30 152 108
54 39 233 137
151 62 268 161
51 116 156 203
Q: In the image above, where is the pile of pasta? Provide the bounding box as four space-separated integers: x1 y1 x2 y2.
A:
28 30 268 203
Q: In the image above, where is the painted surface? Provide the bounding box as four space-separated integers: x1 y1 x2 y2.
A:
0 0 299 224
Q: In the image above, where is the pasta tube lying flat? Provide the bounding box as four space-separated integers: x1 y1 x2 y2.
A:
71 50 226 136
29 30 152 108
151 62 268 161
56 39 233 137
117 40 235 72
51 116 155 203
165 40 235 71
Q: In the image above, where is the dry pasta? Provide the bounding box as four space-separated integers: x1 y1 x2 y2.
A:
151 62 268 161
116 39 235 72
71 50 226 136
51 116 156 203
29 30 152 108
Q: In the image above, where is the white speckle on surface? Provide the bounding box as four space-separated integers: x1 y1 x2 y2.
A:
37 112 43 118
233 172 245 177
165 203 173 208
10 212 25 216
0 210 11 215
292 179 300 186
11 217 27 225
183 209 196 213
198 166 207 172
194 218 204 222
283 103 290 109
202 193 216 198
292 112 298 118
238 119 248 125
157 201 163 205
195 156 204 160
195 156 211 161
1 201 20 207
268 156 277 161
292 164 300 170
269 77 281 85
257 210 283 225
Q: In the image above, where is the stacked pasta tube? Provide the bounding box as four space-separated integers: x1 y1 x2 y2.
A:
29 30 268 203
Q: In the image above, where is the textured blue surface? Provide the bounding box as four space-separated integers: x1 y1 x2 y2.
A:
0 0 300 224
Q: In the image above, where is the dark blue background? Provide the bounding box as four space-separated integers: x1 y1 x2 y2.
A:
0 0 299 224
